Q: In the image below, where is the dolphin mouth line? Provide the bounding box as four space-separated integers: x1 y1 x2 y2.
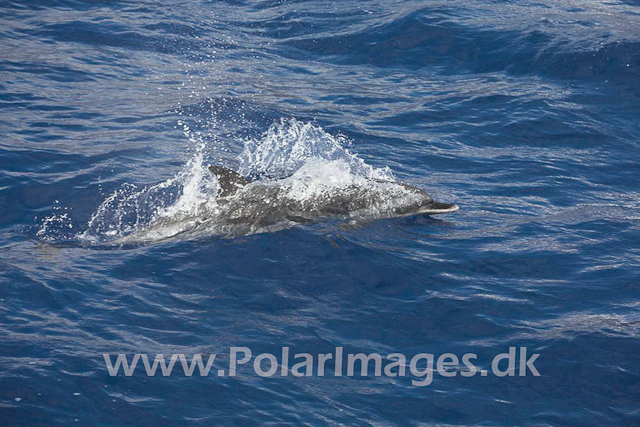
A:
419 202 460 215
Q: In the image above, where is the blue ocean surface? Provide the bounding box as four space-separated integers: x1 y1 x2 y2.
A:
1 0 640 425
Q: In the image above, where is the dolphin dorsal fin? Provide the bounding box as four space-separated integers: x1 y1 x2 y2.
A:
209 165 251 198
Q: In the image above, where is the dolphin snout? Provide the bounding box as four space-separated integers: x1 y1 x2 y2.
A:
419 202 459 215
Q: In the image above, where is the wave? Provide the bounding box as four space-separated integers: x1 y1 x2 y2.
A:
282 5 640 89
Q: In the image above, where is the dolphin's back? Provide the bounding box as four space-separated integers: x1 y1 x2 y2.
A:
209 166 251 197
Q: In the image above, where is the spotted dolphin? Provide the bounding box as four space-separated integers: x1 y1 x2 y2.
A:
111 163 458 243
209 165 458 231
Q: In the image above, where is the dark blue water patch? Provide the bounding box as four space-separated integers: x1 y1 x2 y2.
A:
281 6 640 92
0 146 165 230
177 96 282 134
23 22 204 56
619 0 640 6
283 9 480 72
523 40 640 86
0 61 98 83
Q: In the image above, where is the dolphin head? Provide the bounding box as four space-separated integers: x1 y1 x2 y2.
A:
388 182 459 216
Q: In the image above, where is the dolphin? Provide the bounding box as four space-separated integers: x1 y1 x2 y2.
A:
209 164 458 232
109 163 458 243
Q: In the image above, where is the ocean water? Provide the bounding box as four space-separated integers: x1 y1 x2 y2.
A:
1 0 640 425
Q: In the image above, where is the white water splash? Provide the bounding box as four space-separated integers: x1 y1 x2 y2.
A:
79 146 219 243
238 118 393 181
282 158 366 201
